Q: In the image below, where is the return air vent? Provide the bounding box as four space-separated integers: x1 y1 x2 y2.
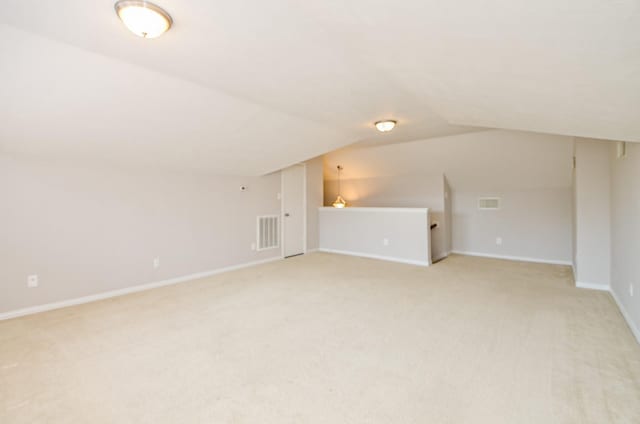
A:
478 197 500 210
257 215 279 251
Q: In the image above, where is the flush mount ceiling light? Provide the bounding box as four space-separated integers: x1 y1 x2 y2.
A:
114 1 173 39
375 120 397 132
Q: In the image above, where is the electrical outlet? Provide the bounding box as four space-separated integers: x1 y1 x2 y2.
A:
27 275 38 288
630 283 634 297
153 257 160 269
251 242 256 251
277 192 282 200
496 237 503 246
383 238 389 246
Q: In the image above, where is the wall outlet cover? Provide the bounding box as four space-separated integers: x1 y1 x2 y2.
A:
27 275 38 288
496 237 503 245
153 257 160 268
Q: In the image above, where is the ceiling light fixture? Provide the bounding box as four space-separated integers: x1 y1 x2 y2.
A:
375 120 397 132
332 165 347 208
114 1 173 39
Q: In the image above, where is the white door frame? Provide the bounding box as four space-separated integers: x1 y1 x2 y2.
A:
280 163 307 258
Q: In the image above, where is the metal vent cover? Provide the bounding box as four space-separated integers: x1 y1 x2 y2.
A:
478 197 501 210
257 215 279 250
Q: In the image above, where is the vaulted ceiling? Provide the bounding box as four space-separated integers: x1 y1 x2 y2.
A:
1 1 638 175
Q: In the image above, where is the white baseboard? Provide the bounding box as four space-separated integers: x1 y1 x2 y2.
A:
574 283 639 345
0 256 283 321
449 250 639 345
450 250 572 266
305 248 319 254
318 248 430 267
609 289 640 345
576 281 610 291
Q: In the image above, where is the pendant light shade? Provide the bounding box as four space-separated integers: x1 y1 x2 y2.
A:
332 165 347 208
332 195 347 208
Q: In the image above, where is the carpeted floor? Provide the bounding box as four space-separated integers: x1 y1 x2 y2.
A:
1 253 639 423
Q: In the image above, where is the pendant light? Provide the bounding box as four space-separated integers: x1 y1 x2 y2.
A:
332 165 347 208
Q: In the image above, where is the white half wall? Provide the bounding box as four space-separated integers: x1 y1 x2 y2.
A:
324 174 447 260
318 207 431 266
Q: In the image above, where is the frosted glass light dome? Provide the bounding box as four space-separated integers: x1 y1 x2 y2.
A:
115 1 172 39
375 120 397 132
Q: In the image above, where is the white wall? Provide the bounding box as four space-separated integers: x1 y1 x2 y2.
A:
305 157 323 251
609 142 640 338
319 207 431 266
324 174 448 260
573 139 611 287
571 142 578 273
324 130 574 264
443 178 452 256
453 189 572 263
323 130 573 190
0 154 283 314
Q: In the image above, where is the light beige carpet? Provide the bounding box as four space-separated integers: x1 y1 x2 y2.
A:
1 253 639 423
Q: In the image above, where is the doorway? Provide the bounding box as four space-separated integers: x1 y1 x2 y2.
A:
281 164 306 258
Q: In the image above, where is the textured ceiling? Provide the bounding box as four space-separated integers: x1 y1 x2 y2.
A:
1 1 638 174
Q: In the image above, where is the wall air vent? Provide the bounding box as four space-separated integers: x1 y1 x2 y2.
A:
478 197 500 210
257 215 279 251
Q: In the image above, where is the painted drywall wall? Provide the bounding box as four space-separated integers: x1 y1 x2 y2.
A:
0 154 283 314
571 142 578 274
305 157 323 251
324 174 447 260
323 130 573 190
443 178 453 256
318 207 431 266
324 130 573 263
573 139 611 287
609 141 640 337
453 189 572 263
